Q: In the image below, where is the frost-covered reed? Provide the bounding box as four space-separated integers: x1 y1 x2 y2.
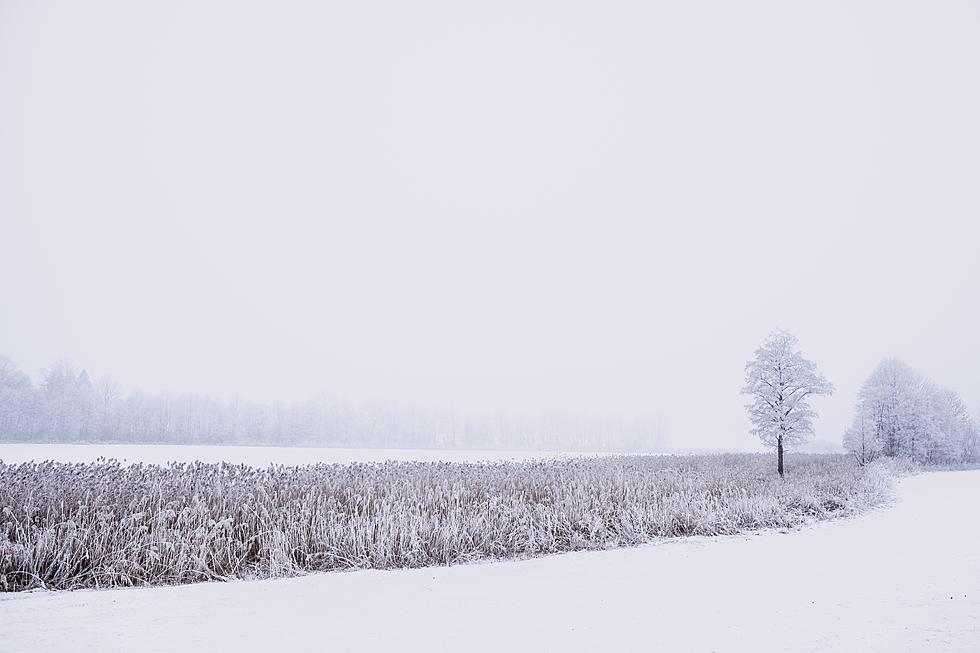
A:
0 453 889 591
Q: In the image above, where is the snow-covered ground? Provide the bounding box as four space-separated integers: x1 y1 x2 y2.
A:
1 470 977 652
0 443 583 466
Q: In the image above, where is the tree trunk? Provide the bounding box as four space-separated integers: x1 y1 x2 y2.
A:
777 438 784 478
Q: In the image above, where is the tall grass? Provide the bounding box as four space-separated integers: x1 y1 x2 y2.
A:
0 453 890 592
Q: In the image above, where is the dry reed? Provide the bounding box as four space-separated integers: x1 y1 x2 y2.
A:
0 453 891 591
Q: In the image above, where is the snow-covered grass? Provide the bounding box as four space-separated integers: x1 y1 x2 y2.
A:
3 470 972 653
0 453 890 592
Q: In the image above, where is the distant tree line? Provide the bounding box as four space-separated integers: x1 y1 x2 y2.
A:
843 358 979 465
0 355 665 452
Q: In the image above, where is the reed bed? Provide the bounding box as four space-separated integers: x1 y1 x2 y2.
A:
0 453 891 591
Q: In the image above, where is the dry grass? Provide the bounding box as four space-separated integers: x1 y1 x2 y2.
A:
0 453 891 591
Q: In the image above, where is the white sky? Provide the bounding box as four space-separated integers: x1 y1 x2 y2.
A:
1 0 978 450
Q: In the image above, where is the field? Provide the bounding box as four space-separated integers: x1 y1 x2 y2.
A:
5 470 975 653
0 443 572 467
0 447 890 592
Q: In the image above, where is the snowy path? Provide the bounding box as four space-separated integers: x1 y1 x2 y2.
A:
2 471 978 652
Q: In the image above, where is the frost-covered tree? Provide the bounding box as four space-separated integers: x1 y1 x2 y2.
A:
742 331 833 476
845 359 977 464
965 409 980 462
0 356 34 441
843 412 879 465
854 359 928 458
96 376 121 438
39 361 97 442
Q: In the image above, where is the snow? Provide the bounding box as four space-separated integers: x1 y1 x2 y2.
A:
2 470 977 652
0 443 581 466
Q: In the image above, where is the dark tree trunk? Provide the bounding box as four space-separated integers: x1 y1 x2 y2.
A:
777 439 784 478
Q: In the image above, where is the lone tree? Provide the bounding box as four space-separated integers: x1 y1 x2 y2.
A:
742 330 833 476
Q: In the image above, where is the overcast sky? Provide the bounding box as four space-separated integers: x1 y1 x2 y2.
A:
1 0 978 450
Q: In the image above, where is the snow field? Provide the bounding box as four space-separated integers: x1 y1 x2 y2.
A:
1 470 977 652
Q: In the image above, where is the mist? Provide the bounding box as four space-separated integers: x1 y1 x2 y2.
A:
1 0 978 451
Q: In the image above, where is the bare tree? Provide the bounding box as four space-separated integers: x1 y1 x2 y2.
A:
742 330 833 476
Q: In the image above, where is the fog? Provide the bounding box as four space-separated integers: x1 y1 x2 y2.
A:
1 1 978 450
